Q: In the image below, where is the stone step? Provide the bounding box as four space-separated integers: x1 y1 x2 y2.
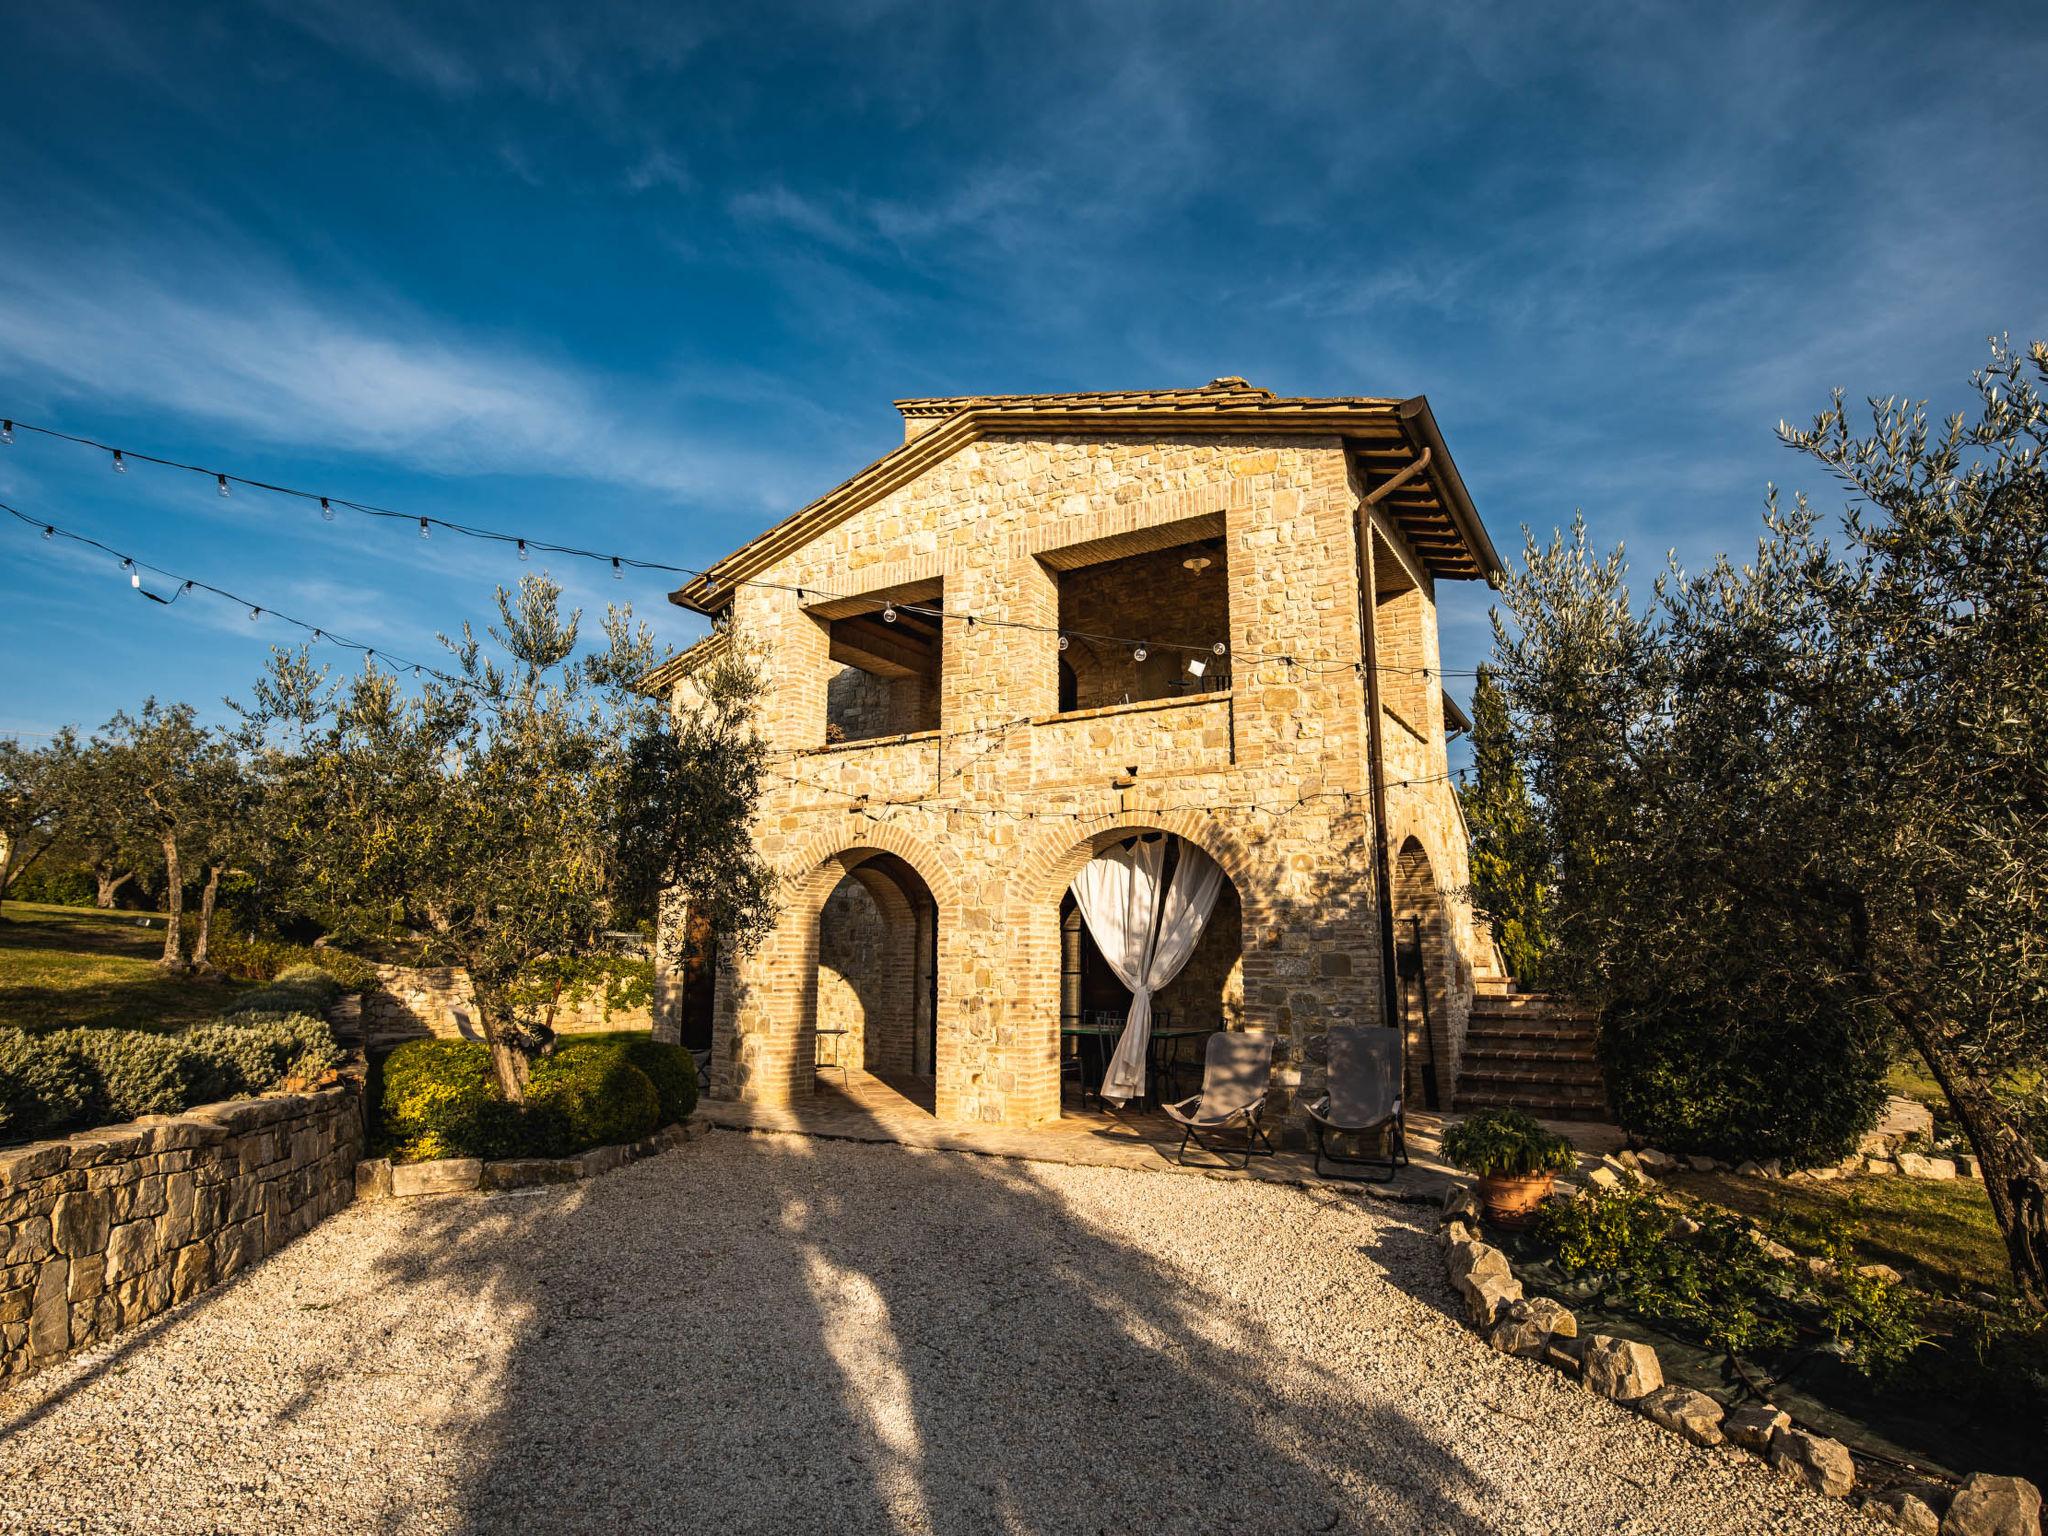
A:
1461 1043 1601 1069
1465 1021 1599 1046
1456 1089 1608 1118
1466 1073 1605 1097
1474 991 1597 1015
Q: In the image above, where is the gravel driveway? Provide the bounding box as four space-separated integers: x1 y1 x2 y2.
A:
0 1129 1874 1535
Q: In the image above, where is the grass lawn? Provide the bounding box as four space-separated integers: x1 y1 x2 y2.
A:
0 900 251 1032
1663 1166 2010 1298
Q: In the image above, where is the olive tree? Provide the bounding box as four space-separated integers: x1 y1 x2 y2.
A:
1490 340 2048 1305
242 575 775 1100
0 729 80 916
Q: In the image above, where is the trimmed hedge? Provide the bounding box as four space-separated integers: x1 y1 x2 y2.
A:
372 1036 694 1164
615 1037 699 1126
0 1003 345 1143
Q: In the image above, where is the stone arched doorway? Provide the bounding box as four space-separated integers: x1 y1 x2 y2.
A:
814 852 939 1101
1391 837 1452 1108
1050 830 1245 1113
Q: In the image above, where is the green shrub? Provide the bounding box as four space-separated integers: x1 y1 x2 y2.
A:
200 928 378 991
526 1043 661 1155
375 1039 527 1162
615 1037 698 1125
1442 1107 1577 1178
1601 991 1889 1168
1535 1179 1796 1356
220 965 345 1020
184 1012 343 1097
0 1029 94 1140
55 1027 203 1121
372 1038 663 1162
0 1013 344 1144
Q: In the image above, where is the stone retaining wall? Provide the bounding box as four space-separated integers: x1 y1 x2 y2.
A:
352 963 651 1048
0 1083 363 1382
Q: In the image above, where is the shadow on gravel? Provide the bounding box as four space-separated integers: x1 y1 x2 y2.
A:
359 1106 1500 1536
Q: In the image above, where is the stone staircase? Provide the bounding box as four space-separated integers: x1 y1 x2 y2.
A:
1453 983 1609 1122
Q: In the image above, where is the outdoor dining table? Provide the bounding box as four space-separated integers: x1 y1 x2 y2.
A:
1060 1021 1213 1109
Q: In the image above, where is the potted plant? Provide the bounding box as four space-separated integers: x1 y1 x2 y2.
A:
1441 1107 1578 1227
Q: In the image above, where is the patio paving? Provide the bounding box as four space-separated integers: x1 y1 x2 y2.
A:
0 1127 1860 1536
696 1068 1628 1192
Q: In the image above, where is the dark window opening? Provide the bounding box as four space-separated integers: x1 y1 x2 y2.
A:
1052 536 1229 712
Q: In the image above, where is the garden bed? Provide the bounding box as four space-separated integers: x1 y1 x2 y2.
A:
1481 1173 2047 1494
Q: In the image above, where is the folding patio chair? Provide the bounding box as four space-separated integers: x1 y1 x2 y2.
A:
1305 1025 1408 1182
1162 1030 1276 1169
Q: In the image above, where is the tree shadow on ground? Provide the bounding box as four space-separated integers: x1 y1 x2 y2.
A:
364 1114 1500 1536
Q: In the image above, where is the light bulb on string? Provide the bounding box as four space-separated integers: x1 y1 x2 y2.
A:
882 604 897 623
249 606 262 622
1057 635 1070 652
123 559 138 589
312 630 323 642
1133 646 1148 663
517 539 528 561
111 450 127 473
216 474 230 498
319 498 334 522
1213 642 1227 656
42 525 53 539
613 557 623 580
1 421 12 445
418 518 430 539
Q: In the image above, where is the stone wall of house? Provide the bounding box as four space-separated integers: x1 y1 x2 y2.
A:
0 1084 362 1382
357 963 651 1049
683 430 1488 1131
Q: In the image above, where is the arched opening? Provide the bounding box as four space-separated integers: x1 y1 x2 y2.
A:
676 905 718 1052
1056 831 1244 1109
813 851 939 1109
1392 837 1451 1109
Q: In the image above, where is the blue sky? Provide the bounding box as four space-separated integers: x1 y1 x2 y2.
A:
2 1 2044 745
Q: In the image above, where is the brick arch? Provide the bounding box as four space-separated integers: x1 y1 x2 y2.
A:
1389 831 1459 1106
777 818 959 913
1019 809 1261 922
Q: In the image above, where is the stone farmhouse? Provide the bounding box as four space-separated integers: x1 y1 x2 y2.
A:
645 379 1587 1134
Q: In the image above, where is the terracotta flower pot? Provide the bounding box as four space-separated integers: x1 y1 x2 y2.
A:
1477 1171 1556 1228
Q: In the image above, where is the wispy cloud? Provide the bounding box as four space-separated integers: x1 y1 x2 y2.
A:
0 203 804 510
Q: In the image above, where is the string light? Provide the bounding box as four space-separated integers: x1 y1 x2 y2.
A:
1 421 12 445
5 502 467 689
1 412 1487 678
613 557 624 581
883 604 897 624
1133 646 1148 663
1058 635 1070 651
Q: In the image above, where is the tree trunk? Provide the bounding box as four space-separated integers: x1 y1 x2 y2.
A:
158 834 186 970
1901 1022 2048 1309
192 865 222 972
470 978 530 1103
95 867 134 909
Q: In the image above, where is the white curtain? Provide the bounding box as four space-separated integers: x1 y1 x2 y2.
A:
1069 838 1227 1104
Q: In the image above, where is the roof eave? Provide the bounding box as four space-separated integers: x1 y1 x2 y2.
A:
1397 396 1504 585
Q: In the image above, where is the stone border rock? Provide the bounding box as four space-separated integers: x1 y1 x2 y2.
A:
353 1119 704 1201
1434 1180 2044 1536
